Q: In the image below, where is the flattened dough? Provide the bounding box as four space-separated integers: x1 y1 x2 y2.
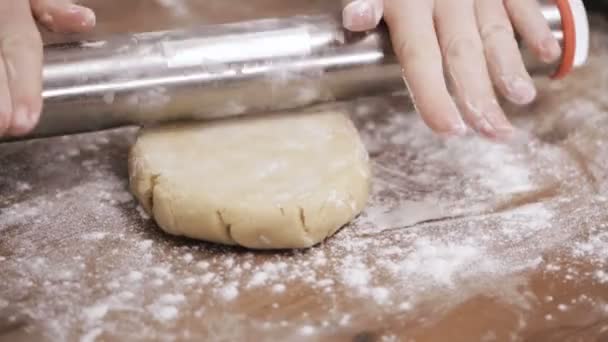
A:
129 111 371 249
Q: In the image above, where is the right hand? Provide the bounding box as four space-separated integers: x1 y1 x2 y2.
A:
342 0 561 141
0 0 96 137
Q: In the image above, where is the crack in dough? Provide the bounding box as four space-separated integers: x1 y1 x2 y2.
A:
216 210 236 245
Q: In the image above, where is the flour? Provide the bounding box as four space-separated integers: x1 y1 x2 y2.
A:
271 284 286 293
159 293 186 305
200 273 216 285
83 232 108 241
431 134 534 194
247 272 269 288
397 238 485 287
182 253 194 263
568 226 608 285
595 270 608 284
80 328 103 342
151 266 172 278
136 205 151 220
150 304 179 322
219 282 239 301
16 181 32 191
127 271 143 282
137 239 154 250
371 287 391 304
298 325 316 336
340 259 370 289
126 87 171 113
83 304 109 322
196 261 210 270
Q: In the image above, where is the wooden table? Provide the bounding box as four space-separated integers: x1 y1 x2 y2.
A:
2 2 608 341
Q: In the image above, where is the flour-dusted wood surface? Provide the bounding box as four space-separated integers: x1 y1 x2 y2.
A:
2 2 608 341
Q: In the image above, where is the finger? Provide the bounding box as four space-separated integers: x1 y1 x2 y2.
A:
383 0 466 136
476 0 536 105
31 0 96 33
0 62 11 136
505 0 561 63
435 0 513 140
0 1 43 136
342 0 384 32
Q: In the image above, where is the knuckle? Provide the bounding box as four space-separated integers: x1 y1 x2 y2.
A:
396 39 441 66
1 32 43 53
443 35 482 60
479 23 514 43
502 0 521 11
29 0 45 13
502 0 521 12
383 0 399 18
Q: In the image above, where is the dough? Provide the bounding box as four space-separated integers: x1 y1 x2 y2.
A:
129 111 371 249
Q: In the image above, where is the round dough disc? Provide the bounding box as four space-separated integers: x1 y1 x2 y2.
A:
129 111 371 249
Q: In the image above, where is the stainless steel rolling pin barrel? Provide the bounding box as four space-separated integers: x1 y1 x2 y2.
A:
8 0 588 141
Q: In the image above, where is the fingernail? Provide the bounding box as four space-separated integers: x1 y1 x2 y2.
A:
28 109 41 127
343 0 376 31
475 117 496 136
11 106 33 133
435 116 468 138
0 114 8 135
449 117 469 136
504 76 537 105
69 5 96 27
484 102 513 139
540 37 562 63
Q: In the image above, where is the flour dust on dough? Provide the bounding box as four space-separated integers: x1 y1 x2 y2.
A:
129 111 371 249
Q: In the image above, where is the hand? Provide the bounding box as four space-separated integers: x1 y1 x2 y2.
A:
342 0 562 140
0 0 95 137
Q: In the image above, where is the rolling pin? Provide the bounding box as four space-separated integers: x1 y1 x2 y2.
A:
3 0 590 142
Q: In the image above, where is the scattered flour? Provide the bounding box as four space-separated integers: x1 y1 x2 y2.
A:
272 284 286 294
83 304 109 322
128 271 143 282
219 282 239 301
248 272 269 288
136 205 151 220
298 325 316 336
159 293 186 305
182 253 194 263
137 239 154 250
371 287 391 304
80 327 103 342
340 259 370 289
196 261 210 270
83 232 108 241
150 304 179 322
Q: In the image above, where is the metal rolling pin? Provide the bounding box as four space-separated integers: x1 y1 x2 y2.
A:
4 0 589 141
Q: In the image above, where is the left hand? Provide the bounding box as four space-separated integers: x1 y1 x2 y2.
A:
0 0 95 137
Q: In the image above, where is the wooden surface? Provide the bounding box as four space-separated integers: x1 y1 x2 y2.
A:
2 2 608 341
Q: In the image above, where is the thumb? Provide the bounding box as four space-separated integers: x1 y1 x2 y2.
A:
342 0 384 32
31 0 95 33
